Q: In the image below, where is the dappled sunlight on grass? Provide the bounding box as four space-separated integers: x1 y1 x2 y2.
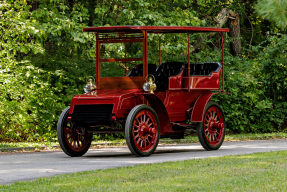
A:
1 151 287 191
1 133 287 152
0 142 58 149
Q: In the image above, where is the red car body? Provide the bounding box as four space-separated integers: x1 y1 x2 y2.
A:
57 26 229 157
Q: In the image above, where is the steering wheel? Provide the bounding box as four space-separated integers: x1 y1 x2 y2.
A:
117 61 138 75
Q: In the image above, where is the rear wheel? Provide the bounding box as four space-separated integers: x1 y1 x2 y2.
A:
197 101 225 150
125 105 160 156
57 107 92 157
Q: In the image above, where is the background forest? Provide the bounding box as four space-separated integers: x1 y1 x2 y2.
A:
1 0 287 142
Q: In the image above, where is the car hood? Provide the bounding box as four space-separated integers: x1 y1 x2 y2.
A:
77 89 141 100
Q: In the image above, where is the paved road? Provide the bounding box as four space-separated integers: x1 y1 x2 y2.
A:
1 139 287 185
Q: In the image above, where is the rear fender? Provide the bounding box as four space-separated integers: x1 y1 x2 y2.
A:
190 93 218 122
142 94 173 135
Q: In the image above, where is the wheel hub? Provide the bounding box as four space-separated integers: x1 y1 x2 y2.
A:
138 122 155 140
208 119 224 135
207 119 217 134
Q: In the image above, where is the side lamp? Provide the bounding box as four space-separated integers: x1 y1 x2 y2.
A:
84 76 96 94
143 74 156 94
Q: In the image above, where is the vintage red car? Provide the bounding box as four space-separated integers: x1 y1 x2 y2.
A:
57 26 229 157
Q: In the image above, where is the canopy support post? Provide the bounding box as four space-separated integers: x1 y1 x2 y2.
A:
158 34 163 65
220 32 224 92
187 32 190 92
144 30 148 77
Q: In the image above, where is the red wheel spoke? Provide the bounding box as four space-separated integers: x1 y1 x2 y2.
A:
146 117 150 124
145 139 149 144
136 137 141 144
206 112 210 120
136 118 140 125
214 111 217 118
65 128 71 133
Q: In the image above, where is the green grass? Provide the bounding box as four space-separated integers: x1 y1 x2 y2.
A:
1 132 287 150
160 132 287 144
0 141 58 150
1 150 287 191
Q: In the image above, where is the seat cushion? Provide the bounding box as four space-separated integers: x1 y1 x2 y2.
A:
153 62 185 90
127 64 157 77
183 62 221 76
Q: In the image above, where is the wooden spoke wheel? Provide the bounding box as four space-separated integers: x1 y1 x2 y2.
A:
197 101 225 150
125 105 160 156
57 107 92 157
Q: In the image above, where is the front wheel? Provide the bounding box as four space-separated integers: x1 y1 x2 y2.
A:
125 105 160 156
57 107 92 157
197 101 225 150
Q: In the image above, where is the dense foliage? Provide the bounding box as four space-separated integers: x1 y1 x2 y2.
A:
214 35 287 133
0 0 286 141
255 0 287 30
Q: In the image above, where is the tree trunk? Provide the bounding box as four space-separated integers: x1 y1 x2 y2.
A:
228 10 241 56
191 8 242 56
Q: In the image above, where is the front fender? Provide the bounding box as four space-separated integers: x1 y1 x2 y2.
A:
142 94 173 135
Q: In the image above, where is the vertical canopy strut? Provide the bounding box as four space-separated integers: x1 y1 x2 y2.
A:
220 32 224 92
157 34 163 65
187 32 190 92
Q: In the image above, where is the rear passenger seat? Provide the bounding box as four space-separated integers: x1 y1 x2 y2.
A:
129 62 222 91
127 64 157 77
183 62 222 76
153 62 185 90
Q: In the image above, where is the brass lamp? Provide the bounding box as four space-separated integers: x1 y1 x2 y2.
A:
143 75 156 94
84 76 96 93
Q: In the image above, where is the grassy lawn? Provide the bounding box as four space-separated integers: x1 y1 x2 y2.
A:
1 132 287 151
162 132 287 144
0 141 58 150
1 150 287 191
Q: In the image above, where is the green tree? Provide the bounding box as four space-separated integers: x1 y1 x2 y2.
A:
1 0 287 141
255 0 287 30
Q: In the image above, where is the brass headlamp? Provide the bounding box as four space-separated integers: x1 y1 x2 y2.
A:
143 74 156 94
84 76 96 93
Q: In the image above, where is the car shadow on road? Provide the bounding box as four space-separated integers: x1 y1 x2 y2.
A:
84 148 204 158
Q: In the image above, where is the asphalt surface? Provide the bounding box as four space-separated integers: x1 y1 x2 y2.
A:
1 139 287 185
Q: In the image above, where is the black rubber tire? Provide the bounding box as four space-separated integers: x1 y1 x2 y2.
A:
57 107 92 157
197 101 226 150
125 105 160 157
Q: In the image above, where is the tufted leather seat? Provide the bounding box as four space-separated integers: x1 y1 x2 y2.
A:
153 62 185 90
127 64 157 77
183 62 221 76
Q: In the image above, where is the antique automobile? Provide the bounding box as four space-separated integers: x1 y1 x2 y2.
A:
57 26 229 157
